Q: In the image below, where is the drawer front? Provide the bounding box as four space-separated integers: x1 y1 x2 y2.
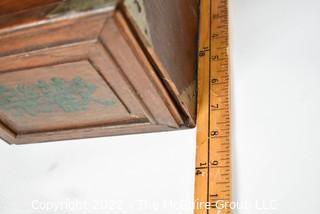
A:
0 9 183 144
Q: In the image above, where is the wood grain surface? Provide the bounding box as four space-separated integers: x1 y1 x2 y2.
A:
0 0 62 14
0 0 198 144
194 0 231 213
123 0 199 125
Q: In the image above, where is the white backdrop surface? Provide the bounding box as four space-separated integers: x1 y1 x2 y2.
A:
230 0 320 213
1 0 320 213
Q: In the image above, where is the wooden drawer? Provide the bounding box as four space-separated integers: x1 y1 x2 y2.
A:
0 0 199 144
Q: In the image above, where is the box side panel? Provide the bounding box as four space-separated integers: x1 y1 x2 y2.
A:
122 0 199 126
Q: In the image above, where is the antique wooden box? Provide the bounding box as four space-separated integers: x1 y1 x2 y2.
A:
0 0 199 144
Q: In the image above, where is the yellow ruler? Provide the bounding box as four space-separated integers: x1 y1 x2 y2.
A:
194 0 231 213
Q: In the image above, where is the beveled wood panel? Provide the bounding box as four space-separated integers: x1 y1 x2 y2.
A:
0 12 110 57
100 12 183 127
0 0 198 144
0 7 184 144
0 60 140 134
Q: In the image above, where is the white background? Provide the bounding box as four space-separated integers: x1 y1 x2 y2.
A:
1 0 320 213
230 0 320 213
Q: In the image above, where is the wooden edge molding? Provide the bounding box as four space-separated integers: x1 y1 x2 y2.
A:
48 0 118 17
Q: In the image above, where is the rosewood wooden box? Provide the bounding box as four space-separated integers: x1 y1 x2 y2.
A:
0 0 199 144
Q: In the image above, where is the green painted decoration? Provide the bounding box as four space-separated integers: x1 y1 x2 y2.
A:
0 76 115 117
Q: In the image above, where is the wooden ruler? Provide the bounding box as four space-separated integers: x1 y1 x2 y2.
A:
194 0 231 213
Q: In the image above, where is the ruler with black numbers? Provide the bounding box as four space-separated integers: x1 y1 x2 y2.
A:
194 0 231 214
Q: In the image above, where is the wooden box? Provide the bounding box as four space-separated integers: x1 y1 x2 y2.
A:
0 0 199 144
